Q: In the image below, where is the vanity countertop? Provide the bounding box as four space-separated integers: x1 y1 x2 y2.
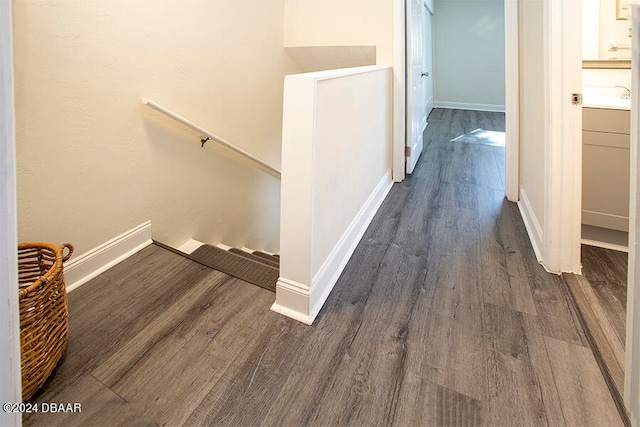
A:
583 95 631 110
582 86 631 110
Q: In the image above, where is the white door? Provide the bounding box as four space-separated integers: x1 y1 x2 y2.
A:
424 6 434 118
406 0 431 174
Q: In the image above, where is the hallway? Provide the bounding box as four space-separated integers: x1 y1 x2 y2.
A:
24 109 623 426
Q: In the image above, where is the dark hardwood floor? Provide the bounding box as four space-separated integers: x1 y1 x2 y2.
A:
24 109 623 426
563 244 628 417
582 245 628 346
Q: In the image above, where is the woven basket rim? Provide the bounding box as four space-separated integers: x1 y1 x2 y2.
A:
18 242 74 298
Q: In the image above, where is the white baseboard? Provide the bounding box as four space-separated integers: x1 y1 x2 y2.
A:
517 189 544 263
273 170 393 324
64 221 153 292
434 101 506 113
271 278 313 325
581 238 629 253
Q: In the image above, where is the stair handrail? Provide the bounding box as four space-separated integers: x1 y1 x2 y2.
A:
142 98 281 179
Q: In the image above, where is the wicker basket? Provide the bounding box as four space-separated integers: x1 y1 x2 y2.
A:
18 242 73 401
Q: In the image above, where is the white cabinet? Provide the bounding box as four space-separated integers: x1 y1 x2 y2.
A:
582 108 630 232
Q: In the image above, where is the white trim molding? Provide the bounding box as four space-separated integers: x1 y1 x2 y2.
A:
625 6 640 424
273 171 393 324
518 189 544 263
433 101 506 113
393 0 407 183
505 0 520 203
541 0 582 274
1 0 22 420
271 278 312 325
64 221 153 292
308 171 393 320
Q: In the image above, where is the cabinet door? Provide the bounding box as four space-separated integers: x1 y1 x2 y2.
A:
582 143 630 231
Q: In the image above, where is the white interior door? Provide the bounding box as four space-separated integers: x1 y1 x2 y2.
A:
424 6 434 118
406 0 428 174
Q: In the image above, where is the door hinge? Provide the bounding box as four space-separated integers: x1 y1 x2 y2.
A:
571 93 583 106
405 146 411 157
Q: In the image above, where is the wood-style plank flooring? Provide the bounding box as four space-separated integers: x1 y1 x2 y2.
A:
24 109 623 426
563 244 628 416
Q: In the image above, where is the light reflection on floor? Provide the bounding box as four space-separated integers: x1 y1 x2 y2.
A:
451 128 506 147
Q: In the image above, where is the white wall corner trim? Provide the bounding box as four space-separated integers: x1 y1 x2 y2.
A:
505 0 519 203
64 221 153 292
518 189 544 263
308 170 393 320
393 0 407 183
433 101 506 113
271 278 312 325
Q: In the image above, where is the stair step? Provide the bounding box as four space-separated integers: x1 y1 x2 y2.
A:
250 251 281 267
189 245 278 292
228 248 279 268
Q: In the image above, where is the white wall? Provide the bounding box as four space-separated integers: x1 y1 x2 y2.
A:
433 0 505 110
599 0 633 59
518 0 546 255
284 0 394 65
274 66 393 324
0 1 22 424
13 0 303 256
583 68 632 88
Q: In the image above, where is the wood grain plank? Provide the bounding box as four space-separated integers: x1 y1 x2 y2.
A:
26 245 214 403
478 187 537 315
24 375 156 427
562 273 626 404
23 110 621 427
483 303 566 426
90 270 235 389
507 202 589 346
581 245 628 345
544 336 623 426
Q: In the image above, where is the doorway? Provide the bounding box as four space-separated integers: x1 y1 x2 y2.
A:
397 0 516 196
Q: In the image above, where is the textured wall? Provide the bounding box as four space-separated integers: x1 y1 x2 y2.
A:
13 0 302 255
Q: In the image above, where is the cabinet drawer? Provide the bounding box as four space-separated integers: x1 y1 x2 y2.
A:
583 108 630 134
583 130 630 149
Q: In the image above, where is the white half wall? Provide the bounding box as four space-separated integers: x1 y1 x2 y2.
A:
274 66 394 324
0 1 22 423
283 0 407 184
433 0 506 109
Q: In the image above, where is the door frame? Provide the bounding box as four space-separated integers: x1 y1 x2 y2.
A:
626 6 640 424
394 0 520 200
393 0 407 182
0 1 23 424
505 0 519 203
542 0 583 274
